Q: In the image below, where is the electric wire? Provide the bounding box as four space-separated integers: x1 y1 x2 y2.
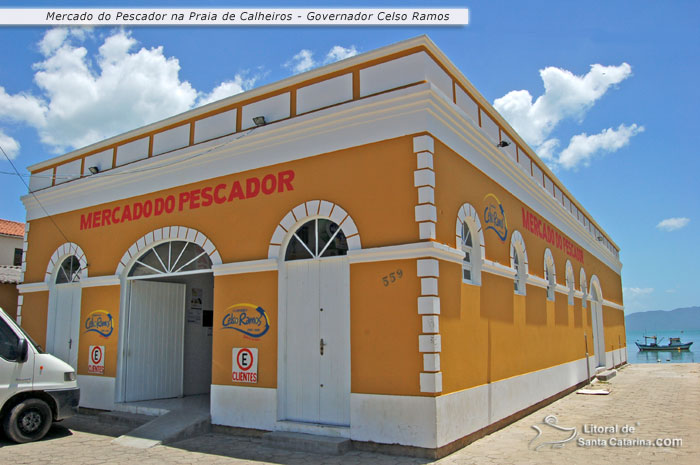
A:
0 143 72 245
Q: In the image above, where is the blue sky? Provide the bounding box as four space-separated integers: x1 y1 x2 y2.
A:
0 1 698 313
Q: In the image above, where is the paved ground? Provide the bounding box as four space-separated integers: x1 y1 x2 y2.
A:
1 363 698 464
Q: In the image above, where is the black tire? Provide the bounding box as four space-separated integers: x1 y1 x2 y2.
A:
3 398 53 443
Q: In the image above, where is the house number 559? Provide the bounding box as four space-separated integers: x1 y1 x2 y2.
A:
382 269 403 287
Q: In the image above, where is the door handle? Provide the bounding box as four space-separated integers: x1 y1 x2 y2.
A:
69 338 72 350
320 338 327 355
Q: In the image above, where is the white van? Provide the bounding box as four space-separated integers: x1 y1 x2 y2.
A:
0 307 79 442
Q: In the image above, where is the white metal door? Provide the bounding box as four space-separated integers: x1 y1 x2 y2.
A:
125 280 186 401
51 284 81 370
285 258 350 425
319 258 351 425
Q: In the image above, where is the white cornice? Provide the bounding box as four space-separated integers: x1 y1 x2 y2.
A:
22 83 435 219
25 34 618 255
348 241 464 264
23 82 621 274
27 35 437 173
421 91 622 272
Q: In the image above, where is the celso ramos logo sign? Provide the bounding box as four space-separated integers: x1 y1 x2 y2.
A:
84 310 113 337
483 193 508 241
222 304 270 338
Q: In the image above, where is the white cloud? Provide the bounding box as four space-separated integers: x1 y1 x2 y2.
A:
624 287 654 298
38 28 69 56
285 45 358 75
494 63 632 147
656 217 690 231
536 138 559 162
0 130 20 159
558 123 644 169
197 74 258 107
493 62 639 169
0 28 260 155
325 45 357 63
0 87 46 128
285 49 315 74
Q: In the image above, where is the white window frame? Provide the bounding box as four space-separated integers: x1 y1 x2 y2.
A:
580 268 587 308
460 222 477 284
544 248 556 301
510 231 528 295
456 204 484 286
566 260 575 305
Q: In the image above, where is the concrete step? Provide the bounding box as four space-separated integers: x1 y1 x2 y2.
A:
596 369 617 381
98 411 153 429
112 409 211 449
594 366 608 375
262 431 351 455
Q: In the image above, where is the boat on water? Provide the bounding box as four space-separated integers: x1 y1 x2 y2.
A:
635 335 693 351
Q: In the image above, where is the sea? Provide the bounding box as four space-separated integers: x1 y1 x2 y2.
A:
626 330 699 364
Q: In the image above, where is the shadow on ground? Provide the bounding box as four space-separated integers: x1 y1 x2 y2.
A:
0 422 73 448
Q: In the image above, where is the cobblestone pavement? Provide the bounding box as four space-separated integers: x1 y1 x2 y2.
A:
0 363 697 465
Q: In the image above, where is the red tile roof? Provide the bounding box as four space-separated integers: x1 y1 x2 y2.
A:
0 219 25 237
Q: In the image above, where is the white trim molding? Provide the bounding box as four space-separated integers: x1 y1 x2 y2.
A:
482 259 516 279
555 283 570 295
602 299 625 311
212 258 277 276
80 275 120 288
17 282 50 293
348 241 463 265
526 275 548 289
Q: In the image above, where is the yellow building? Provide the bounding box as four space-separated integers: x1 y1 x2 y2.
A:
17 36 626 456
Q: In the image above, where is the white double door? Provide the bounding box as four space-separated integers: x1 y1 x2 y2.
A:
125 280 186 402
284 257 350 426
49 284 81 370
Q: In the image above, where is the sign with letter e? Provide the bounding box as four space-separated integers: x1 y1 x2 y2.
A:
232 347 258 383
88 345 105 375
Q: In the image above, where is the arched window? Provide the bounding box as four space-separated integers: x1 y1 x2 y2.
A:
461 221 474 283
456 203 484 286
510 231 528 295
55 255 82 283
128 241 212 277
580 268 587 308
566 260 575 305
285 218 348 261
544 249 555 301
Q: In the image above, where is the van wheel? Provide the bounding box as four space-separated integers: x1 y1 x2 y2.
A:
3 398 53 443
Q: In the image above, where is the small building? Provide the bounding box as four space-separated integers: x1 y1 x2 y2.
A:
17 36 626 456
0 218 24 320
